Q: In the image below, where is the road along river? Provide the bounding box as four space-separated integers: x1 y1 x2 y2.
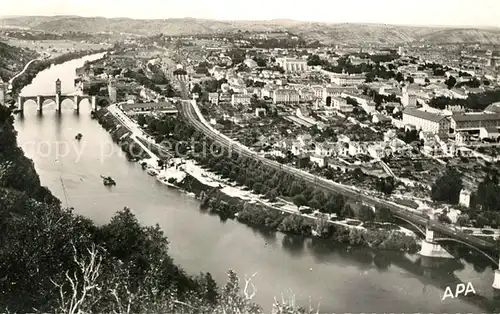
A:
12 53 500 312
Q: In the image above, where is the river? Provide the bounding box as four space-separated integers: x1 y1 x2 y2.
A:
12 54 500 313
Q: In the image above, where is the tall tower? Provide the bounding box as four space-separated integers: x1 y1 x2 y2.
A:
0 78 5 106
402 86 417 107
55 78 62 111
55 78 61 95
108 78 117 104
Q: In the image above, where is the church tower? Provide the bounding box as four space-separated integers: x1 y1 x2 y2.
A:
108 78 117 104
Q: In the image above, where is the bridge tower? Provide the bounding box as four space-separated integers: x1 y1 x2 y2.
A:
108 78 117 104
0 78 5 106
55 78 62 111
419 225 454 259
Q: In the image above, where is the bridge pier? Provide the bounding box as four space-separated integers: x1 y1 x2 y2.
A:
91 96 97 111
419 228 454 259
493 256 500 290
74 95 79 112
55 94 61 112
17 96 23 113
493 270 500 290
36 96 42 112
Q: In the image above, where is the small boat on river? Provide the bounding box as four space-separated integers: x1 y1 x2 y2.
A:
158 177 179 189
147 168 159 176
75 133 83 140
101 175 116 186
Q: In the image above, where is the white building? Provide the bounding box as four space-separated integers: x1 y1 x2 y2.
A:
329 73 365 86
331 97 353 112
208 92 219 105
402 107 450 138
348 142 365 156
459 188 471 208
276 58 308 73
402 86 417 107
231 94 252 106
273 89 300 104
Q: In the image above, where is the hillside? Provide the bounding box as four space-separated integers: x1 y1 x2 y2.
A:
2 15 500 44
0 41 38 81
418 28 500 44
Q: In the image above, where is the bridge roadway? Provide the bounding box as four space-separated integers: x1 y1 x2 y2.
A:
175 81 496 251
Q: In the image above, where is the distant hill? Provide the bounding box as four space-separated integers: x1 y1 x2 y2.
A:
1 15 500 44
0 41 37 81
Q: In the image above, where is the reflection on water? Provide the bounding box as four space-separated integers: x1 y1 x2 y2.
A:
373 252 392 270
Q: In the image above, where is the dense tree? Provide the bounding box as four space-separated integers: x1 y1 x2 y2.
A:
288 182 303 197
437 212 452 224
252 56 267 67
395 72 404 83
293 194 308 209
475 214 489 228
341 204 355 218
431 167 463 204
376 206 394 222
358 205 375 222
445 76 457 89
456 214 471 227
376 177 396 195
137 114 147 126
307 54 327 66
322 194 345 215
475 174 500 212
191 83 202 95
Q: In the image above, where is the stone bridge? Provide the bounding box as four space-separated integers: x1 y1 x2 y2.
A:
401 219 500 290
16 78 113 114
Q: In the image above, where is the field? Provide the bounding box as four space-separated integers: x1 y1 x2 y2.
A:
3 39 111 58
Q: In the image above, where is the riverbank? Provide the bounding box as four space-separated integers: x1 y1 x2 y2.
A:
9 48 111 98
93 107 419 252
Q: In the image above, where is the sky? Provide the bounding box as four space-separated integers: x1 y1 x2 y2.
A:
1 0 499 28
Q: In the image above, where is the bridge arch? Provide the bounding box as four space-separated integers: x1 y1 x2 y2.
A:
19 98 38 107
59 98 77 109
76 97 91 108
434 237 498 267
394 216 426 237
40 98 57 106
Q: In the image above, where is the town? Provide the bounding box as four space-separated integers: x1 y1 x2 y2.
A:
2 12 500 314
67 32 500 235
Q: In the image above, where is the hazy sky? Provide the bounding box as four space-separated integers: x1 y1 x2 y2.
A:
2 0 499 27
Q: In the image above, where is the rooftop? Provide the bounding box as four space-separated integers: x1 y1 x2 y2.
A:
403 107 447 123
122 102 176 110
482 127 500 134
484 102 500 114
452 112 500 122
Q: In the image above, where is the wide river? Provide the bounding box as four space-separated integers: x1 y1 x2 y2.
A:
12 54 500 312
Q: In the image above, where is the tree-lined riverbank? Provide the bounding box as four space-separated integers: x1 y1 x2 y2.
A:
9 48 111 97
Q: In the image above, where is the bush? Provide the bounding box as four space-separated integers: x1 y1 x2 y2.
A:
475 215 489 228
